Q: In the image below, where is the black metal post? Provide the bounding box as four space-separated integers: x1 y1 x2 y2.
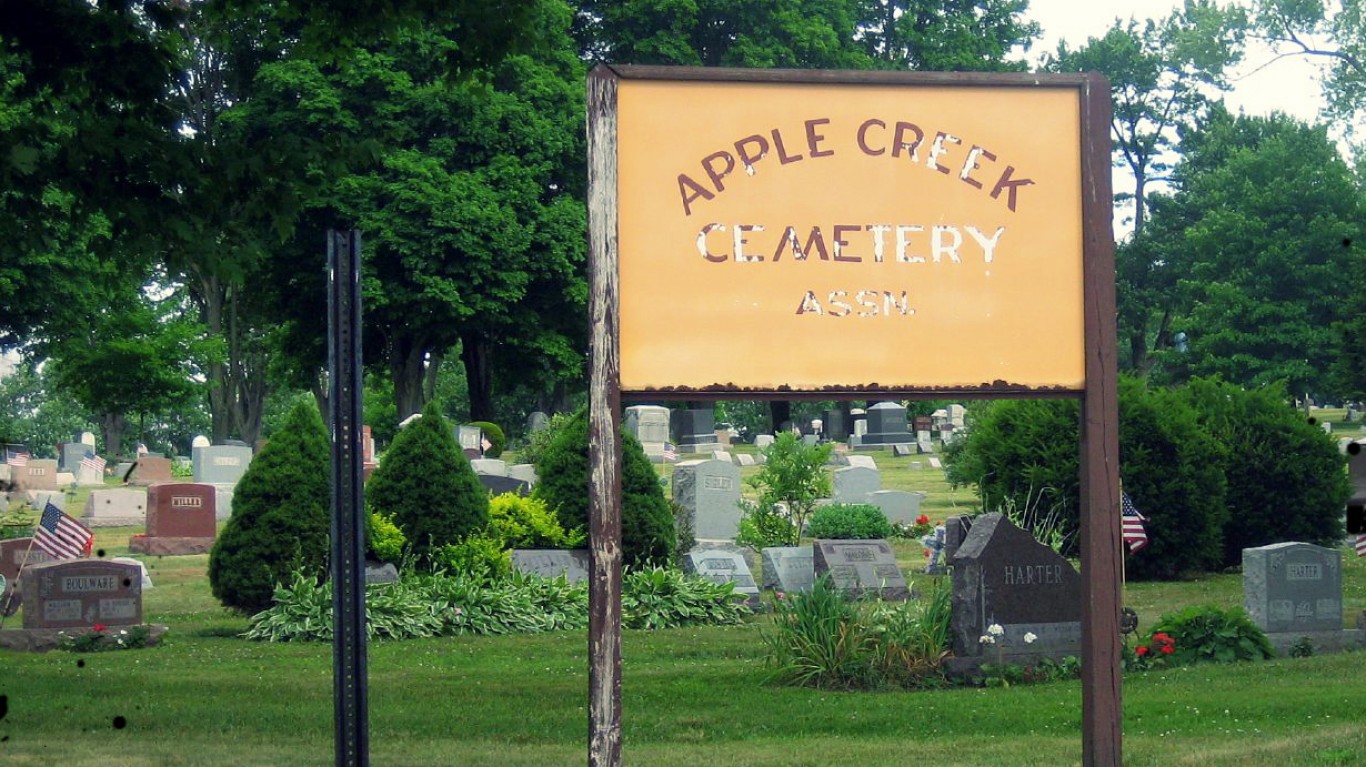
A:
328 229 368 767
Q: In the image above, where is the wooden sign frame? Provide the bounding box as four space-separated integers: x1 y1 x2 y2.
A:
587 64 1120 766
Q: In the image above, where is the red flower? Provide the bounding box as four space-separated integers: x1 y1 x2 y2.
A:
92 624 107 632
1160 645 1174 655
1135 646 1148 656
915 514 930 525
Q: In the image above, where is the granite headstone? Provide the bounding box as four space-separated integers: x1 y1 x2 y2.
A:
20 558 143 630
812 539 910 600
510 549 590 583
672 459 742 540
1243 542 1342 634
761 546 814 593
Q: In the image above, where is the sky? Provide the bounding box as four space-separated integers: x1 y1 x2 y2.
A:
1018 0 1338 236
1021 0 1330 125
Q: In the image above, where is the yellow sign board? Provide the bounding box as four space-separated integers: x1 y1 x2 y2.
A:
611 73 1090 394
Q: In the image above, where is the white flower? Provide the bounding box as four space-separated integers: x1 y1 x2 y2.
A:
979 634 995 645
1024 632 1038 645
987 623 1005 637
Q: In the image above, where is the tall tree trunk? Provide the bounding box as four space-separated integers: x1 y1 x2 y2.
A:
198 273 233 443
769 401 791 433
461 331 494 422
100 412 125 458
389 336 429 421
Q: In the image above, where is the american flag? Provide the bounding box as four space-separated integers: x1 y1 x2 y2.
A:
663 442 678 461
1355 534 1366 558
81 450 107 475
5 447 29 467
34 502 94 560
1122 491 1149 553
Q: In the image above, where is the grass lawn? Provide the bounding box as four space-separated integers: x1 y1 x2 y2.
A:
3 414 1364 767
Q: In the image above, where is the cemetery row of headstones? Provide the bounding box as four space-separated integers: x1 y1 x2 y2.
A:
623 401 967 463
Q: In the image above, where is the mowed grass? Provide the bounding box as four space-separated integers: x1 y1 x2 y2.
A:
4 414 1365 766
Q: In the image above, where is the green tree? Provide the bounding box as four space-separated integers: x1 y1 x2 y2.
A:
365 400 489 563
1179 378 1349 566
0 361 95 458
208 400 331 613
944 377 1229 579
1142 109 1363 397
45 292 213 456
747 432 833 542
1251 0 1366 129
532 409 676 566
1045 1 1245 372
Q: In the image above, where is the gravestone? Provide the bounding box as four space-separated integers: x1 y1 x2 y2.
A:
193 445 253 485
916 431 935 454
891 444 915 457
948 404 967 428
832 466 881 502
507 463 538 486
365 560 400 585
469 458 507 476
754 434 775 449
761 546 814 593
709 450 733 464
212 485 236 521
527 411 550 434
20 559 143 630
455 425 484 459
477 474 531 497
0 538 54 614
17 459 57 492
823 409 849 441
1243 542 1342 634
26 491 65 513
672 459 742 540
510 549 590 583
624 405 671 462
82 488 148 527
129 483 217 555
683 549 761 608
866 489 927 526
55 472 76 487
672 409 719 454
127 456 173 486
860 401 913 446
735 453 756 467
950 514 1082 663
60 443 89 474
191 435 211 449
928 457 943 470
944 515 974 561
844 455 878 470
812 539 911 600
109 557 154 589
74 454 105 486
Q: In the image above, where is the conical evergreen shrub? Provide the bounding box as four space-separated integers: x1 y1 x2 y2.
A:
367 400 489 563
209 401 331 614
532 408 676 566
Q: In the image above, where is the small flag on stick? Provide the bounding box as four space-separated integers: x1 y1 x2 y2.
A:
34 502 94 560
1122 491 1149 553
663 442 678 462
81 451 107 476
5 447 29 467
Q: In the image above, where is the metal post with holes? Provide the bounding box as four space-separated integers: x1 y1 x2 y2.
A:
328 229 369 767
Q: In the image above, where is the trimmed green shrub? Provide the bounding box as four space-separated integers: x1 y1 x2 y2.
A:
468 420 506 459
209 401 331 614
487 492 584 549
944 376 1231 579
805 503 893 540
1178 378 1350 567
366 510 407 564
367 400 489 564
532 408 676 566
438 533 512 582
1149 604 1276 664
